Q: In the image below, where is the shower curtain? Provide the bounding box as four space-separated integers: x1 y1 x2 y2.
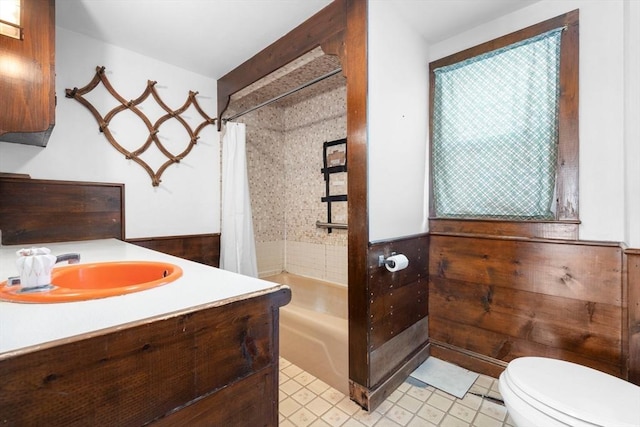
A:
220 122 258 277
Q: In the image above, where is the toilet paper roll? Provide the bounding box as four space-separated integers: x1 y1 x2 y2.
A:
385 254 409 272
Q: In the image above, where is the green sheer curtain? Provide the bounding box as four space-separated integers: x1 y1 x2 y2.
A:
432 28 564 219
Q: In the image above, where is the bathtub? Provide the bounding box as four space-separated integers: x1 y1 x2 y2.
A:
264 273 349 395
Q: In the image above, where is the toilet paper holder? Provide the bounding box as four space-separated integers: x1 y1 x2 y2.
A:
378 252 398 268
378 252 410 272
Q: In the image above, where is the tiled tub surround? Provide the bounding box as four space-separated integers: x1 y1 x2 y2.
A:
256 240 286 277
265 273 349 396
236 81 348 282
258 241 348 284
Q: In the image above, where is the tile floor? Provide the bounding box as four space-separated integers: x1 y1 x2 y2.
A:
279 358 515 427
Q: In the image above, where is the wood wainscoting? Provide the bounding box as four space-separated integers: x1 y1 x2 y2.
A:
0 177 220 268
0 177 124 245
127 234 221 267
428 232 640 383
350 234 430 410
627 248 640 384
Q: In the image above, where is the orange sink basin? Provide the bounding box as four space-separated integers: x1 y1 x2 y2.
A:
0 261 183 303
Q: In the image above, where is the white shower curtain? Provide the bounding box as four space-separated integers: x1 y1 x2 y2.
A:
220 122 258 277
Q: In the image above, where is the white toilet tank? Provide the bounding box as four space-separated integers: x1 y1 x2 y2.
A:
500 357 640 427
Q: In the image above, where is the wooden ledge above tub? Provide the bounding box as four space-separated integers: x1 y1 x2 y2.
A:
127 234 221 267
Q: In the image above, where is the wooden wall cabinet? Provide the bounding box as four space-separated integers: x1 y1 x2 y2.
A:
0 0 56 147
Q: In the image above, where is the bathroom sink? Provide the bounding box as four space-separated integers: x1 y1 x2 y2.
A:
0 261 183 303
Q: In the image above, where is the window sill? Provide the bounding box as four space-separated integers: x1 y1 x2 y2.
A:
428 217 580 240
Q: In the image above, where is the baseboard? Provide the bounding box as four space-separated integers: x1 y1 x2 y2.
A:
430 340 508 379
349 342 431 411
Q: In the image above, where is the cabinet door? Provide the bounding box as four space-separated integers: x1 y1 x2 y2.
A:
0 0 55 146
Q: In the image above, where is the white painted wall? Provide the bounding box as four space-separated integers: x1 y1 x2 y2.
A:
368 0 430 242
0 28 220 239
624 0 640 247
3 1 637 247
368 0 638 245
429 0 635 244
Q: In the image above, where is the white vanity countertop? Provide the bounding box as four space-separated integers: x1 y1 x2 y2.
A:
0 239 286 356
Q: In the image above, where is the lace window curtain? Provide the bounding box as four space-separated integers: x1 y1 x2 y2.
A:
432 27 564 219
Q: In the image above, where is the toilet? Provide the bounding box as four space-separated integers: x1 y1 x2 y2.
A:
499 357 640 427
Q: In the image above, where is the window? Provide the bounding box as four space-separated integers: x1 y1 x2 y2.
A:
429 11 579 235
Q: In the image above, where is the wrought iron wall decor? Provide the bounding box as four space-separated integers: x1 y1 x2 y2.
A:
65 66 216 186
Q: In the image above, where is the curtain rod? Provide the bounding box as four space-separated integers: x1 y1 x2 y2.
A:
223 68 342 123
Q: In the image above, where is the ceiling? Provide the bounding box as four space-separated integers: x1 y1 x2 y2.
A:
56 0 334 79
56 0 539 80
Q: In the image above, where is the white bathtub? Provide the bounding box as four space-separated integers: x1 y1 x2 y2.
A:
264 273 349 395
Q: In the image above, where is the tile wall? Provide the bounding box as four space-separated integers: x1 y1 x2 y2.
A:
239 82 348 284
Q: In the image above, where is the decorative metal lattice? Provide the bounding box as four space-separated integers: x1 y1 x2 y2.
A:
65 66 216 186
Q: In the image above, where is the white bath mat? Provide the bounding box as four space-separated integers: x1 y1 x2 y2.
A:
410 357 478 399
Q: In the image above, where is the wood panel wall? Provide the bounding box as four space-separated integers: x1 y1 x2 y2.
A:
0 177 221 267
0 177 124 245
429 233 630 380
627 248 640 384
350 234 430 409
343 0 371 405
127 234 220 267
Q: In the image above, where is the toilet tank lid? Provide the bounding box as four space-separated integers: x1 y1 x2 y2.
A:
507 357 640 427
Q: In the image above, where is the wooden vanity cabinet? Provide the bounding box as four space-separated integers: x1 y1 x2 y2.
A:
0 0 56 147
0 288 291 426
